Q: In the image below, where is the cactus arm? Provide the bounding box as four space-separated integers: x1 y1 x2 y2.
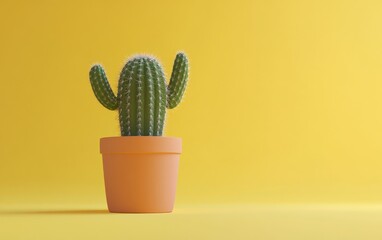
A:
167 52 189 109
89 64 118 110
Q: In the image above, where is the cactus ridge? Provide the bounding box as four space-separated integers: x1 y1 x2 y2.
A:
89 53 189 136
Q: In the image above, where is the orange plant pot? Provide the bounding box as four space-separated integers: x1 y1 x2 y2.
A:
100 136 182 213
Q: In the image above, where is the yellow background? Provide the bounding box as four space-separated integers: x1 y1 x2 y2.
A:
1 0 382 206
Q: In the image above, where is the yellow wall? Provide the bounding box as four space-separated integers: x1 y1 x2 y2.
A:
1 0 382 204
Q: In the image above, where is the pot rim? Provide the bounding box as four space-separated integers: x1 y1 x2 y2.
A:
100 136 182 154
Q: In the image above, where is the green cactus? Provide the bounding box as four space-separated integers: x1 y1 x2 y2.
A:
89 52 189 136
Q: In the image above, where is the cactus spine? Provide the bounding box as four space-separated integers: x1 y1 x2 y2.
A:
89 53 189 136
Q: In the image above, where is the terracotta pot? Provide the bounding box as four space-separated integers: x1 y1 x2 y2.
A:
100 136 182 213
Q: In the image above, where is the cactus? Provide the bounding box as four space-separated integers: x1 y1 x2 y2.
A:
89 52 189 136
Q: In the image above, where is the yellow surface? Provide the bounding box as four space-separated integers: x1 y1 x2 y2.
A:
2 204 382 239
1 0 382 237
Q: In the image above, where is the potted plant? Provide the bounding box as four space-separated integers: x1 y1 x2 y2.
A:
89 52 189 213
